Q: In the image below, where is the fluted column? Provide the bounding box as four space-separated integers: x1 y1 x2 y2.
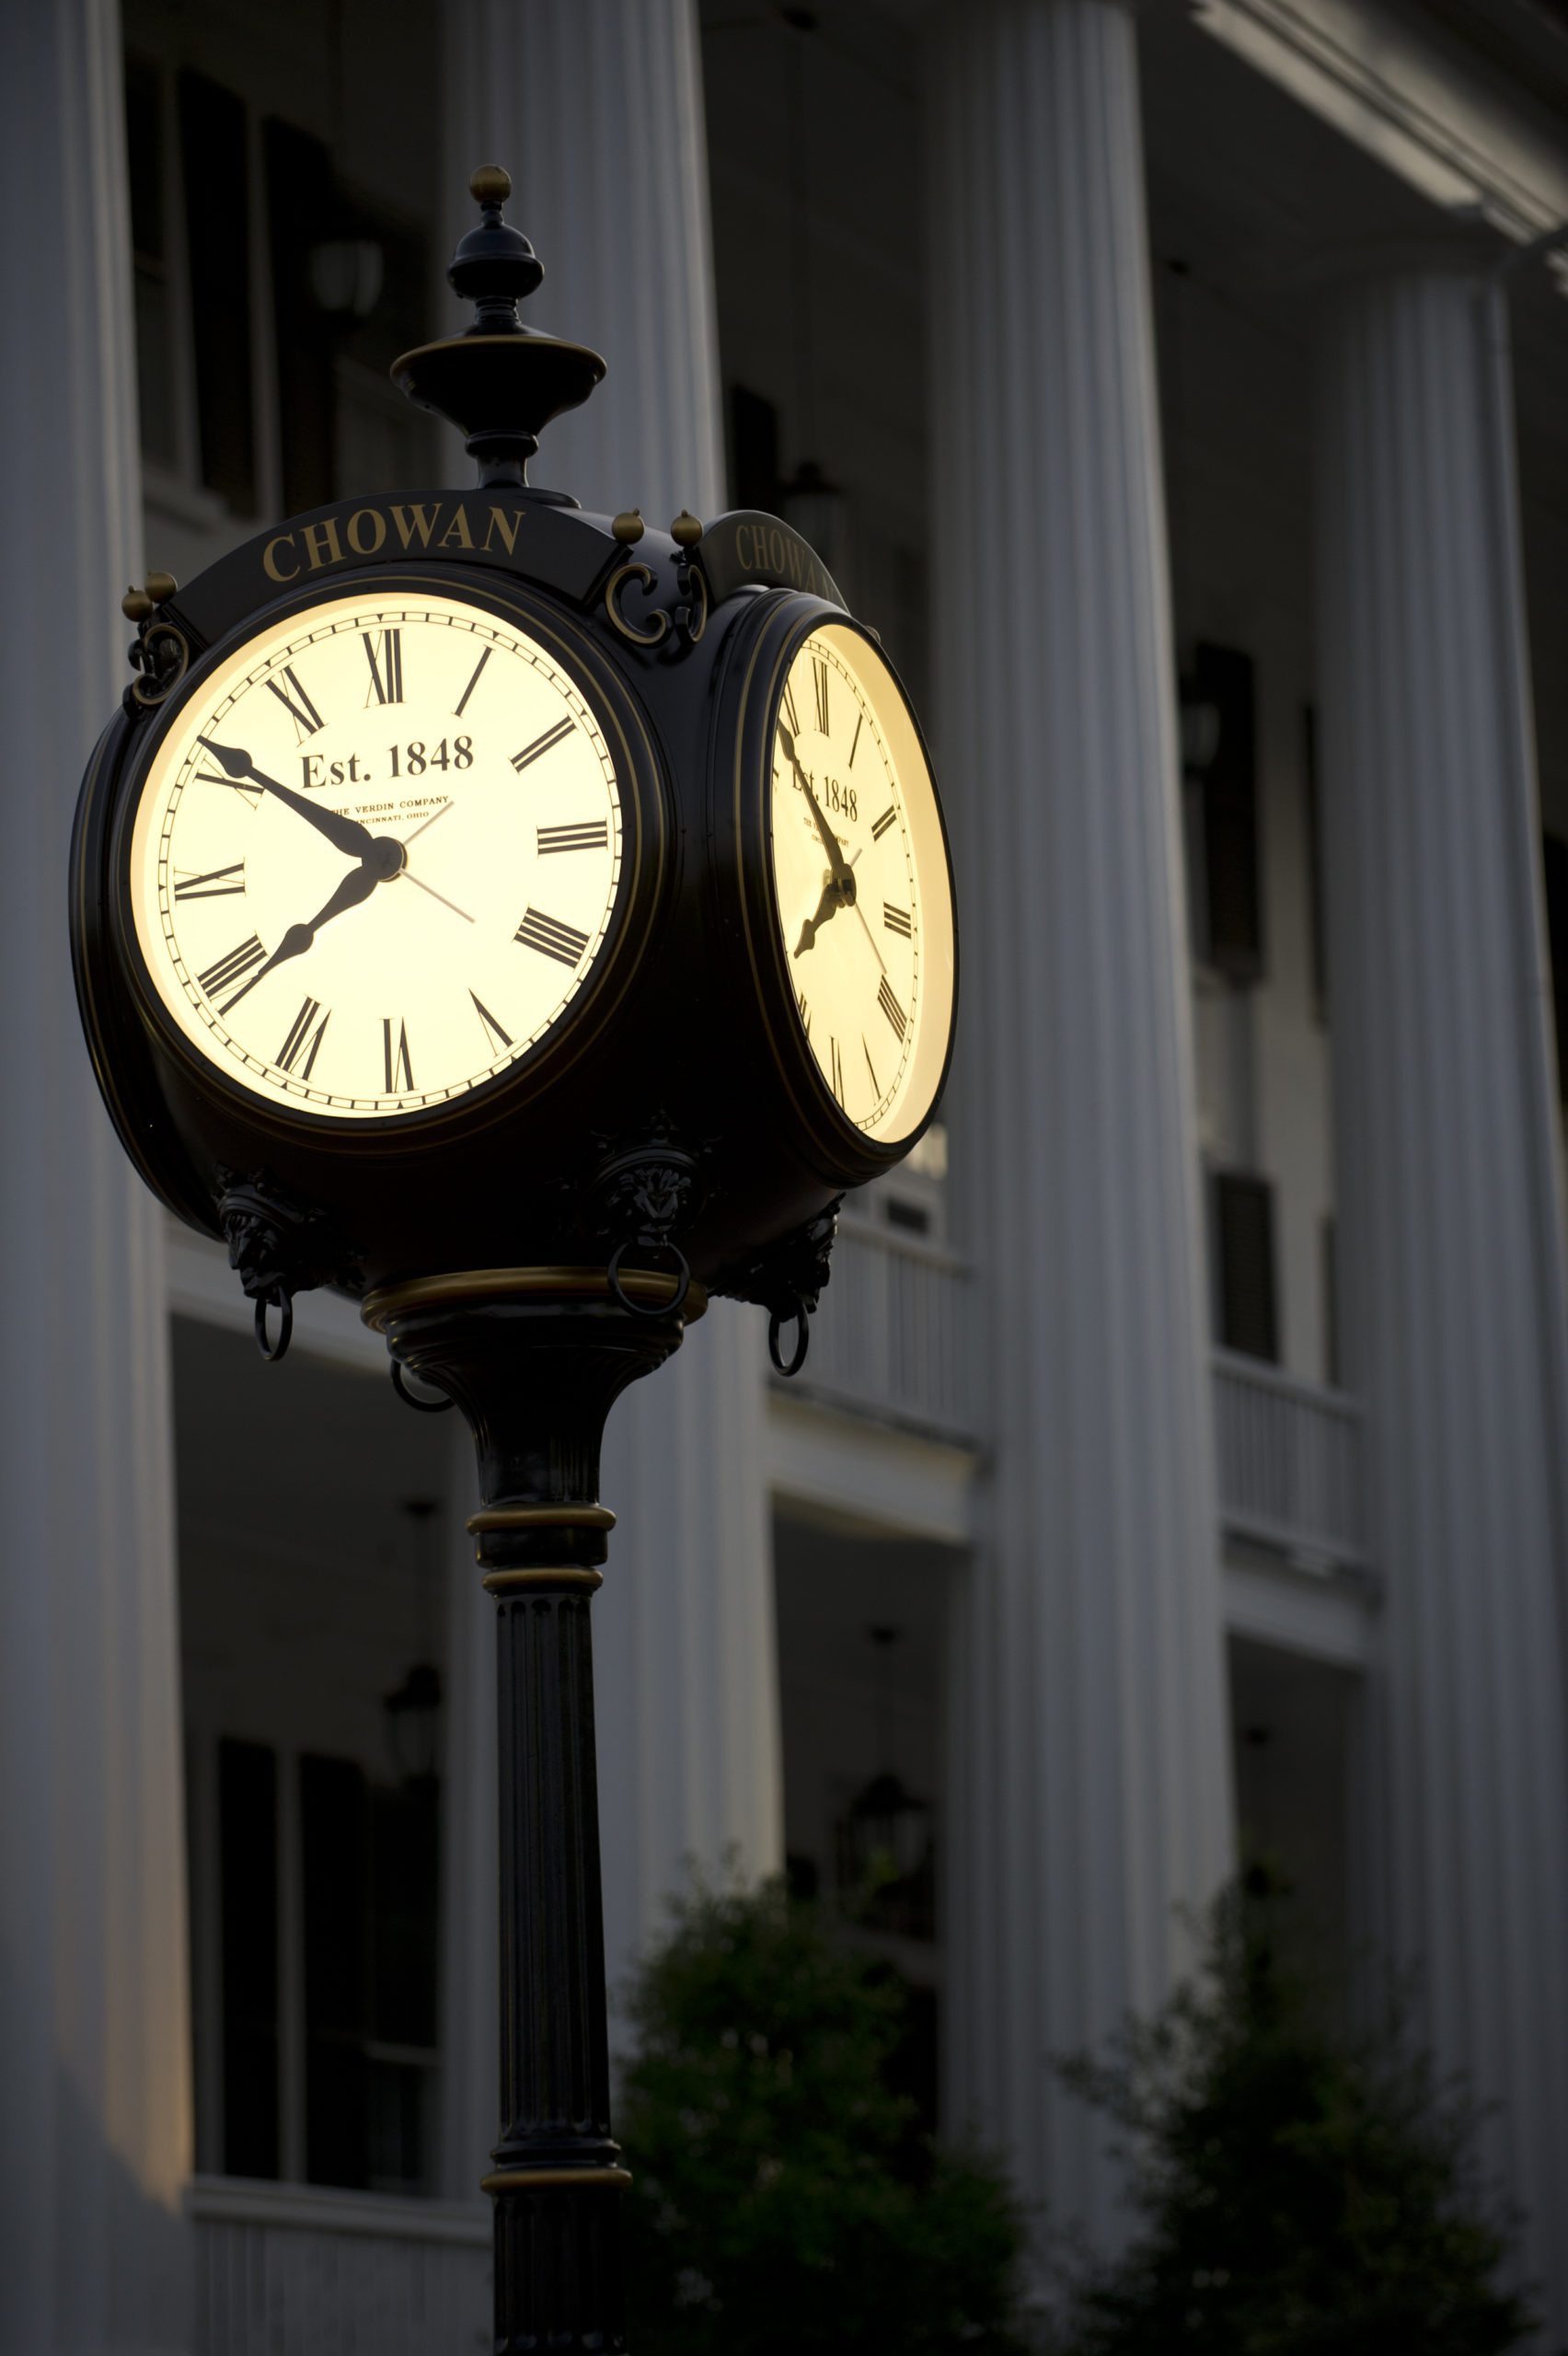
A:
1315 265 1568 2330
926 0 1233 2245
0 3 191 2349
442 0 782 2019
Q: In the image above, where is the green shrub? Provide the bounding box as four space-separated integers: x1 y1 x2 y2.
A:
1047 1872 1537 2356
617 1873 1030 2353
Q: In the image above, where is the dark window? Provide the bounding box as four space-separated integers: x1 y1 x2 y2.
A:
300 1753 370 2189
1545 831 1568 1102
125 57 179 470
178 69 257 513
1182 644 1262 981
218 1738 280 2179
264 119 337 515
1212 1170 1278 1362
1303 705 1328 1020
298 1756 440 2193
729 384 780 512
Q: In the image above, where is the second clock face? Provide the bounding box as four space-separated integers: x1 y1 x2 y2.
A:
127 588 627 1119
768 621 955 1145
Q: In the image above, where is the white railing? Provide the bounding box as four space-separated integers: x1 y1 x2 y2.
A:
187 2176 489 2356
1212 1348 1366 1570
789 1228 1366 1569
791 1215 975 1440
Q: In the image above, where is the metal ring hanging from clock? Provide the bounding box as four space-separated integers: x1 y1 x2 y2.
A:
607 1238 691 1321
767 1300 811 1378
254 1287 294 1364
390 1360 456 1414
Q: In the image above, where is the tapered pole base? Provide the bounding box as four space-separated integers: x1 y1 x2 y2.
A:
363 1265 704 2355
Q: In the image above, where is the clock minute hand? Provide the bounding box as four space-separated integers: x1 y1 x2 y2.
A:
199 737 378 861
777 722 850 883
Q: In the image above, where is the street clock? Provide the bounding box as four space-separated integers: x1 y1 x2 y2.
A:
67 167 959 2355
73 170 956 1363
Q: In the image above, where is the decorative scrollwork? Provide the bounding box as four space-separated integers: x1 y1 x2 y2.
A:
604 560 670 647
129 620 190 707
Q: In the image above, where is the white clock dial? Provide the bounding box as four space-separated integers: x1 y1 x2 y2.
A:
768 623 954 1143
127 589 626 1118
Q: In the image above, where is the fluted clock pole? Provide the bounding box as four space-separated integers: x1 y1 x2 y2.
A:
363 1269 701 2353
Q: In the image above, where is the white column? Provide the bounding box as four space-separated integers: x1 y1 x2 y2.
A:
1315 264 1568 2331
0 4 192 2350
441 0 782 2030
926 0 1233 2246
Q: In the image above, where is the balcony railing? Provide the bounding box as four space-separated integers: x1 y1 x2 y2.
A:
790 1214 975 1441
1211 1348 1366 1571
187 2176 488 2356
788 1223 1367 1570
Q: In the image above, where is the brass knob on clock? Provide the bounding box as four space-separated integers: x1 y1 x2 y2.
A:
671 510 703 549
612 510 645 546
470 163 512 209
145 570 179 604
121 587 155 623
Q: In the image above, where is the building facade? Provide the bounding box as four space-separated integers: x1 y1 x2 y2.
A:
5 0 1568 2347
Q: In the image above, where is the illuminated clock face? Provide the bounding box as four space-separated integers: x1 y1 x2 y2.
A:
127 589 626 1118
768 622 955 1142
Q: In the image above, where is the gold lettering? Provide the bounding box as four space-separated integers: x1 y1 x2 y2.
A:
301 516 342 570
733 523 754 570
439 506 475 550
345 507 387 556
768 527 787 573
263 532 300 583
389 502 443 551
482 506 525 555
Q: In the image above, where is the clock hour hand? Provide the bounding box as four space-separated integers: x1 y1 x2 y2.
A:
777 722 851 883
215 846 400 1014
794 874 847 957
199 738 378 861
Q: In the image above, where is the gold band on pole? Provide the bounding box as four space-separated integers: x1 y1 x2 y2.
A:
467 1503 617 1535
480 2166 632 2195
481 1566 604 1595
361 1265 707 1328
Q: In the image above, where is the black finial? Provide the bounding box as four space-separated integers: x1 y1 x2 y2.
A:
390 167 605 496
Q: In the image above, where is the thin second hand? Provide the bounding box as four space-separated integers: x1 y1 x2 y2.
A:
399 799 456 848
847 849 887 974
399 868 476 924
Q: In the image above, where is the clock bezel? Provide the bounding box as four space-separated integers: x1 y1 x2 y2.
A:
721 592 959 1177
104 567 669 1152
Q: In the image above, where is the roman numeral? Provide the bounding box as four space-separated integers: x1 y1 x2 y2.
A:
470 990 513 1053
536 820 609 855
454 644 491 718
883 902 912 938
266 664 325 740
871 804 897 841
849 712 863 768
514 907 590 967
813 656 830 734
781 677 801 735
877 976 908 1040
194 763 261 809
511 717 575 773
383 1017 413 1094
362 628 404 705
796 988 811 1039
829 1036 845 1106
173 860 246 900
863 1036 881 1095
276 997 329 1080
197 934 267 1011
